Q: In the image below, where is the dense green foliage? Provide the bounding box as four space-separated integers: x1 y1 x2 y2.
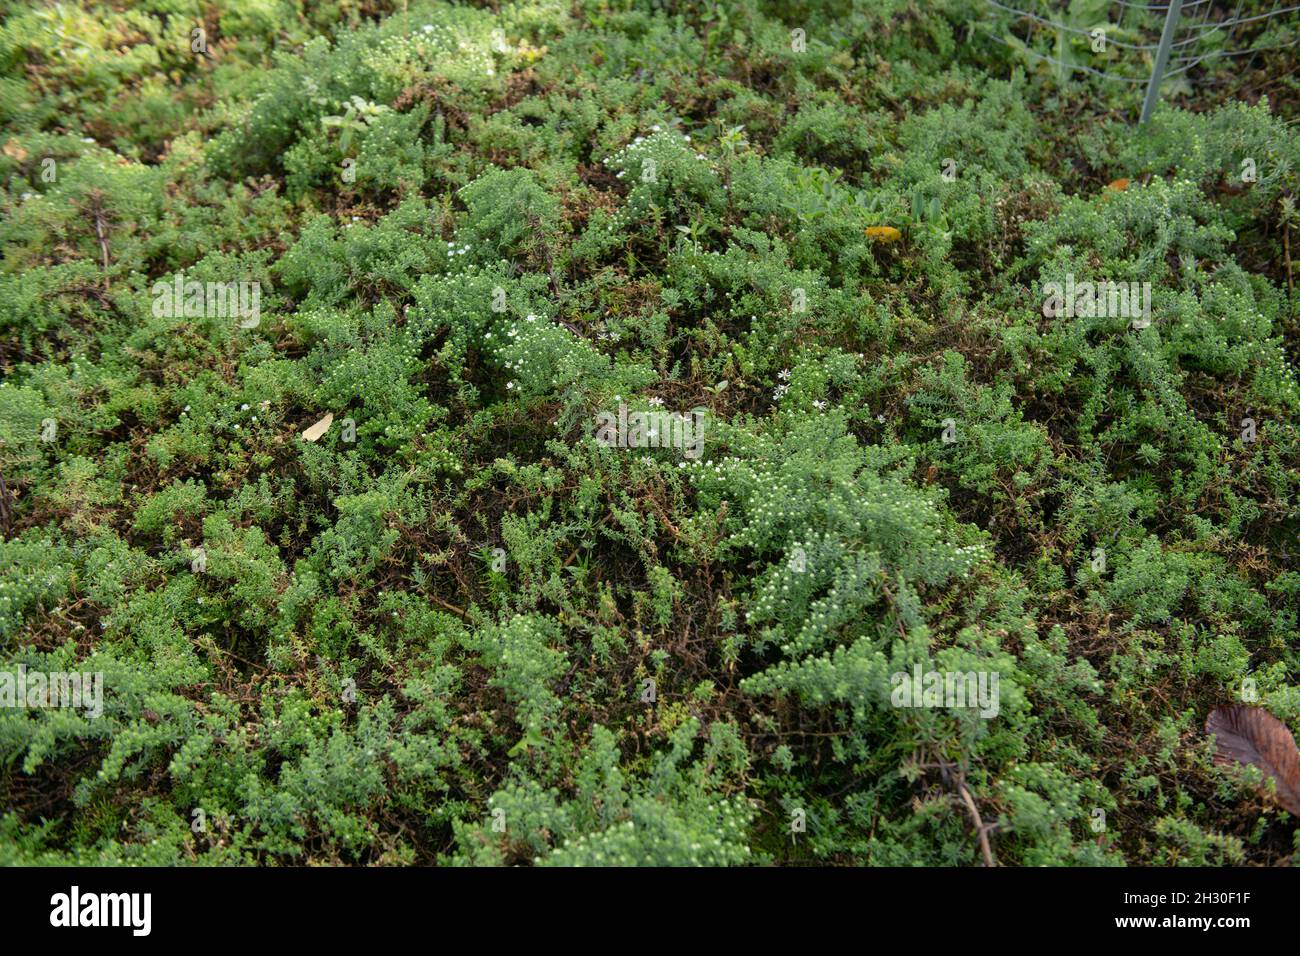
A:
1 0 1298 866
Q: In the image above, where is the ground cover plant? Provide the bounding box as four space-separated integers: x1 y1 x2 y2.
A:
0 0 1298 867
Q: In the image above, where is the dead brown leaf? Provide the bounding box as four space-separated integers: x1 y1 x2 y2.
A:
1205 704 1300 815
301 413 333 442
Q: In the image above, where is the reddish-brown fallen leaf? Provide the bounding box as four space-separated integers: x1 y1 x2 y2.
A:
1205 705 1300 815
301 412 333 442
1106 178 1130 192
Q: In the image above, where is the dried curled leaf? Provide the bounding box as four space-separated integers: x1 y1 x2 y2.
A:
865 226 902 243
301 412 334 442
1106 178 1131 192
1205 705 1300 815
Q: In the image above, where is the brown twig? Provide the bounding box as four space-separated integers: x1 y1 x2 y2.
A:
429 594 467 618
0 471 12 537
930 756 998 867
955 772 998 868
93 212 110 280
1284 217 1293 305
78 191 112 287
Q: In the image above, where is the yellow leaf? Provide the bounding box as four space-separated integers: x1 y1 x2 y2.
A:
301 413 334 442
865 226 902 243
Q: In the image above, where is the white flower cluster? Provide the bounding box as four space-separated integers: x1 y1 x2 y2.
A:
601 126 698 180
597 127 716 235
483 311 602 396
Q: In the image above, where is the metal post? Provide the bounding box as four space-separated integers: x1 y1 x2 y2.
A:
1140 0 1183 124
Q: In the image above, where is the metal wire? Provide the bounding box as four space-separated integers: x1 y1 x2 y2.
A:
1114 0 1213 10
982 31 1154 81
983 0 1300 96
984 0 1163 49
